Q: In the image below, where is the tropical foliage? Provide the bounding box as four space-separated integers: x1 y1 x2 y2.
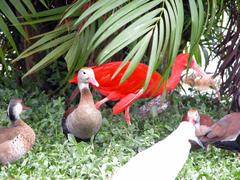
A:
0 0 239 97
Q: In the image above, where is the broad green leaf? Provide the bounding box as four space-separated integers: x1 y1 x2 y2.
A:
89 0 162 51
80 0 129 33
65 34 82 71
0 16 18 53
10 0 31 22
14 28 67 62
20 15 62 25
0 0 27 38
120 30 153 83
88 0 148 48
97 9 161 62
22 39 73 78
156 9 170 67
16 33 75 61
198 0 205 34
28 6 68 18
97 22 156 64
0 48 7 72
39 0 48 9
144 25 159 90
169 0 184 62
61 0 88 23
189 0 198 45
111 36 146 79
74 0 112 27
29 25 67 39
22 0 36 14
165 0 176 65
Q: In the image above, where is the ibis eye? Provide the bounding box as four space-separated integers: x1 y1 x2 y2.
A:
82 71 86 75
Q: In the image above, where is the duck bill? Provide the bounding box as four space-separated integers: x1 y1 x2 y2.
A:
22 104 31 111
88 77 99 87
191 60 207 77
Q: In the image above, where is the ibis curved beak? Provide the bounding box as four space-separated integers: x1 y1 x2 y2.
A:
191 60 207 77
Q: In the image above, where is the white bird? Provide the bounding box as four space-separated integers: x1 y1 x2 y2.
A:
112 120 203 180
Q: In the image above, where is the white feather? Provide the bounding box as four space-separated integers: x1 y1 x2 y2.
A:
12 103 22 120
112 122 197 180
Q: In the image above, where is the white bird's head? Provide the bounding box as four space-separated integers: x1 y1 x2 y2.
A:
7 98 31 122
77 67 99 90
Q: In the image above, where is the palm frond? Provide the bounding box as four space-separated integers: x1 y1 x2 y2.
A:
4 0 217 88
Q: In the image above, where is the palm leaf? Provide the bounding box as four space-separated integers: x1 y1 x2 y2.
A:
0 0 27 39
22 39 73 78
0 16 18 53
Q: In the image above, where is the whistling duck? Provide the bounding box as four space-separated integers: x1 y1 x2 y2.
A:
62 67 102 142
196 112 240 154
0 98 35 165
182 108 214 149
112 120 203 180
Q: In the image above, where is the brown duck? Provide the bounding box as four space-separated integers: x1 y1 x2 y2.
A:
62 67 102 142
196 112 240 154
0 98 35 165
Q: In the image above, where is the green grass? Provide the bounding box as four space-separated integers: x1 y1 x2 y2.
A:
0 86 239 179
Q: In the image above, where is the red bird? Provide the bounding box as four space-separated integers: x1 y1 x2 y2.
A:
69 53 206 125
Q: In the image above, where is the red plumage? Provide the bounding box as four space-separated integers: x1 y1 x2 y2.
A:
69 53 204 125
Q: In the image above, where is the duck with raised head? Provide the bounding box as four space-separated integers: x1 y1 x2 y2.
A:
196 112 240 155
0 98 35 165
62 67 102 142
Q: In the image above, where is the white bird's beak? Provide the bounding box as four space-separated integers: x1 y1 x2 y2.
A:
190 135 205 149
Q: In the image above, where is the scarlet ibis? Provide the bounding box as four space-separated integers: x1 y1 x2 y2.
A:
62 68 102 142
69 53 206 126
182 108 214 149
0 98 35 165
196 112 240 155
112 121 203 180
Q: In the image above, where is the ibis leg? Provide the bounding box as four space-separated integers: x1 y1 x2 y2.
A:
124 107 131 127
95 97 109 109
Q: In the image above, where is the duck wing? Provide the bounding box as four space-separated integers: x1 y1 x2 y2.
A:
0 127 21 144
62 106 77 137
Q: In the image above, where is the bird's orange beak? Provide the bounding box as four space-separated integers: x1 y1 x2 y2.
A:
69 73 78 84
191 60 207 77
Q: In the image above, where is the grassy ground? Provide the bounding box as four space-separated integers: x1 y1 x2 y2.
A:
0 86 239 179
